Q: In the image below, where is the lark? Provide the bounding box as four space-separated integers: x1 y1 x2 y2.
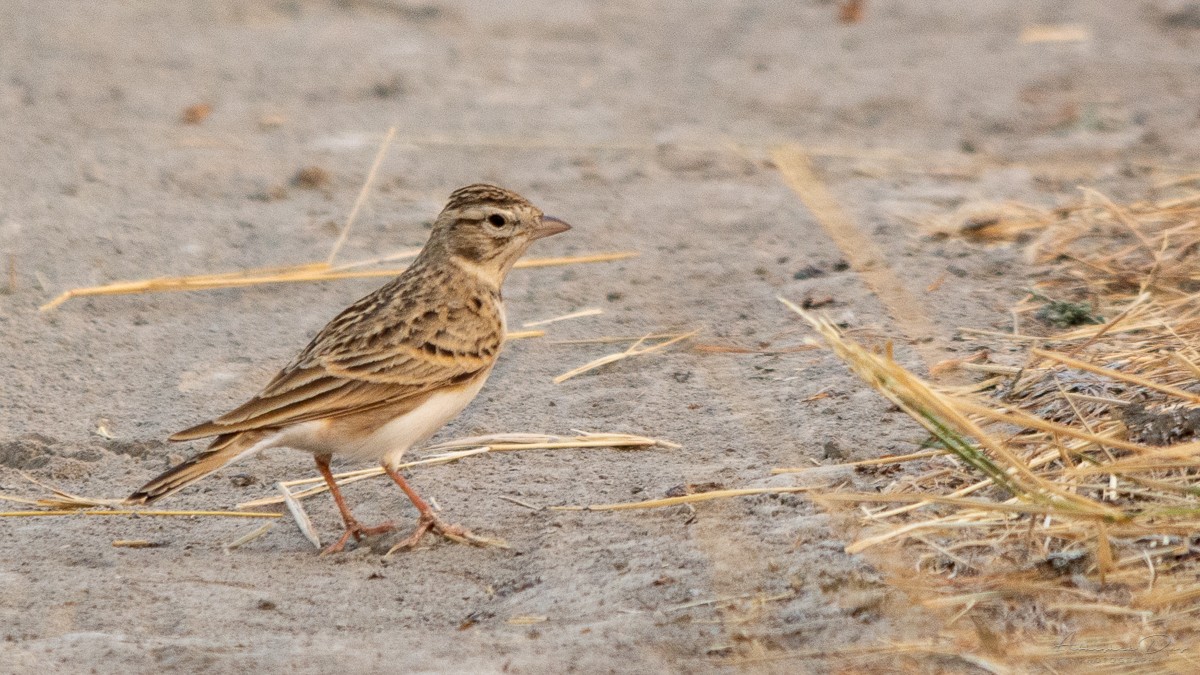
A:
128 184 571 554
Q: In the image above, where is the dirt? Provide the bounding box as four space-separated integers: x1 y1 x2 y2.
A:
2 1 1199 672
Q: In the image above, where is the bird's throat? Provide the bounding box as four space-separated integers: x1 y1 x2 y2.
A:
449 255 506 290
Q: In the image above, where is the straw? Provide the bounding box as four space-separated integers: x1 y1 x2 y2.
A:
553 331 697 384
38 252 638 312
327 126 395 264
237 432 677 510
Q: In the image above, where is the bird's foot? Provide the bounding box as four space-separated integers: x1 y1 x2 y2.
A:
384 512 508 556
321 519 395 555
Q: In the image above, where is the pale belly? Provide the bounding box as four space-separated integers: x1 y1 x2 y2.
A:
260 373 490 468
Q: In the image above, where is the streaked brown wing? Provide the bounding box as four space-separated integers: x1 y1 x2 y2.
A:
170 276 502 441
168 369 478 441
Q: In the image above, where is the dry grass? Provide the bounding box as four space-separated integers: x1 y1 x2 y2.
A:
234 431 676 548
772 145 943 365
522 307 603 328
2 432 672 549
0 509 280 519
1019 24 1092 44
37 252 638 312
923 200 1051 244
237 432 678 511
551 486 824 512
224 522 275 551
38 125 637 312
778 185 1200 670
326 126 395 264
0 471 279 519
553 330 697 384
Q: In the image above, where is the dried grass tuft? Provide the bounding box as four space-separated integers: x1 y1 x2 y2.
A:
779 185 1200 668
925 200 1051 243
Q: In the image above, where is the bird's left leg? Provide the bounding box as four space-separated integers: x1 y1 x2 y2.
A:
315 454 394 554
381 464 507 554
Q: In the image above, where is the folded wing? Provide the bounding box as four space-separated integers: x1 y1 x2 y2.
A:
171 286 502 441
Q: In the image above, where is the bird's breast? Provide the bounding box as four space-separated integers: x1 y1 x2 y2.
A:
328 372 492 466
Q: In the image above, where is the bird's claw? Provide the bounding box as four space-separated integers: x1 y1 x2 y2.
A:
320 519 395 555
384 513 508 556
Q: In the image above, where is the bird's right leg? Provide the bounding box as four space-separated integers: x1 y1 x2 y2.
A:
380 463 507 553
314 454 394 554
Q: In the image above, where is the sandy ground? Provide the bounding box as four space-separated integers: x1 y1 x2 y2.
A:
3 1 1200 672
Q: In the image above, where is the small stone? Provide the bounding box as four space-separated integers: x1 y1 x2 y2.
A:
181 103 212 125
822 440 845 460
292 166 332 190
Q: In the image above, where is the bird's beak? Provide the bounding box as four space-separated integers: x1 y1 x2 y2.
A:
531 215 571 240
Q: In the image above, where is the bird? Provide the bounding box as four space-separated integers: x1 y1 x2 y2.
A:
127 184 571 554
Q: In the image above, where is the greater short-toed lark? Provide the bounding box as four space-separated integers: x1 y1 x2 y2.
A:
128 184 571 554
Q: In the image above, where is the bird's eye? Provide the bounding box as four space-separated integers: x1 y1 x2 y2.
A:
487 214 507 228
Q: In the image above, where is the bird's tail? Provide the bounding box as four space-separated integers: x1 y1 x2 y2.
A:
126 431 267 504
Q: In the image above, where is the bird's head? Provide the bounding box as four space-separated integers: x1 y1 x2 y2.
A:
426 184 571 286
